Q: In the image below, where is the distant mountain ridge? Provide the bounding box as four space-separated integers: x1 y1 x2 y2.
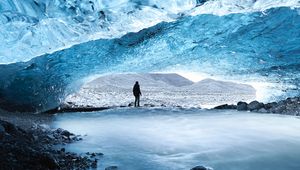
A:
188 78 256 94
66 73 256 108
86 73 256 95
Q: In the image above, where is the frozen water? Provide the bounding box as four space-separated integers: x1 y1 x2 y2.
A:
53 108 300 170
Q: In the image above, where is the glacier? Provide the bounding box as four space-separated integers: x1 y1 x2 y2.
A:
65 73 256 108
0 0 300 112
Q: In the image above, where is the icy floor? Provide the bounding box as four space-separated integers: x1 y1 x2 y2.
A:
65 74 256 108
66 87 255 108
53 108 300 170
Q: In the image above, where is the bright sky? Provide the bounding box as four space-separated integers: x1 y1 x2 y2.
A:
173 71 208 82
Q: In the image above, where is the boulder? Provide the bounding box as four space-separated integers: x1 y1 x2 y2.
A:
191 165 212 170
39 154 59 169
144 104 155 107
264 102 277 110
0 124 5 133
0 124 5 138
257 108 269 113
214 104 237 110
105 166 118 170
237 102 248 111
247 101 264 111
270 105 286 113
61 130 73 138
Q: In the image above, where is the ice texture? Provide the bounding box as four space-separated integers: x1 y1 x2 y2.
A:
0 0 197 63
0 2 299 112
0 0 299 63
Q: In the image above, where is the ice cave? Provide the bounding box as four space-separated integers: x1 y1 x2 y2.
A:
1 1 300 170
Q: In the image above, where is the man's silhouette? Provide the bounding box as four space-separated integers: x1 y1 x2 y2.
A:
133 81 142 107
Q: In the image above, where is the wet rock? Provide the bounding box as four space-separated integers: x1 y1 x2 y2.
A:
0 124 5 134
91 159 98 168
247 101 264 111
61 130 73 138
47 134 55 140
105 165 118 170
128 102 134 107
0 119 97 170
264 102 277 110
144 103 155 107
39 154 59 169
214 104 237 110
271 105 286 113
257 108 269 113
213 96 300 116
237 101 248 111
191 165 212 170
0 124 5 139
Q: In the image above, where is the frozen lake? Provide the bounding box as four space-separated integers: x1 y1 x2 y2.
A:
53 108 300 170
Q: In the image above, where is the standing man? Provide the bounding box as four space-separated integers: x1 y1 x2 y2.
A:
133 81 142 107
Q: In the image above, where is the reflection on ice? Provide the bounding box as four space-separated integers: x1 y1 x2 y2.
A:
53 108 300 170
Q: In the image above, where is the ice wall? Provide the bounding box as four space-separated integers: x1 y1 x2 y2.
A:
0 0 199 63
0 1 299 112
1 0 299 64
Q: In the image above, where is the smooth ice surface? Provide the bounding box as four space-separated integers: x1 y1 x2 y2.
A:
53 108 300 170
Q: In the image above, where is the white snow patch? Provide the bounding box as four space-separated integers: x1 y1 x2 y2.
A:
65 73 256 108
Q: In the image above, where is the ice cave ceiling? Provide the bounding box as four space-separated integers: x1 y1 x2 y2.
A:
0 0 300 112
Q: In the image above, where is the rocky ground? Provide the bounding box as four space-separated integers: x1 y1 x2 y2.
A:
214 96 300 116
0 118 101 170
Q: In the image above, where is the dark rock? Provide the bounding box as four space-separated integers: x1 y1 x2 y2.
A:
291 97 299 102
144 103 155 107
128 102 134 107
47 134 55 140
105 166 118 170
91 159 97 168
191 165 212 170
264 102 277 110
271 105 286 113
97 152 104 156
247 101 264 111
39 154 59 169
237 101 248 111
257 108 269 113
0 119 97 170
61 130 73 137
214 104 236 110
0 124 5 134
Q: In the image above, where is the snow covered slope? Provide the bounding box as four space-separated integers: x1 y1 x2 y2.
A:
188 78 256 94
86 73 193 89
66 73 256 108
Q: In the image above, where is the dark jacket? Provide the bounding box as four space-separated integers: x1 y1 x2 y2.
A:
133 84 141 96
